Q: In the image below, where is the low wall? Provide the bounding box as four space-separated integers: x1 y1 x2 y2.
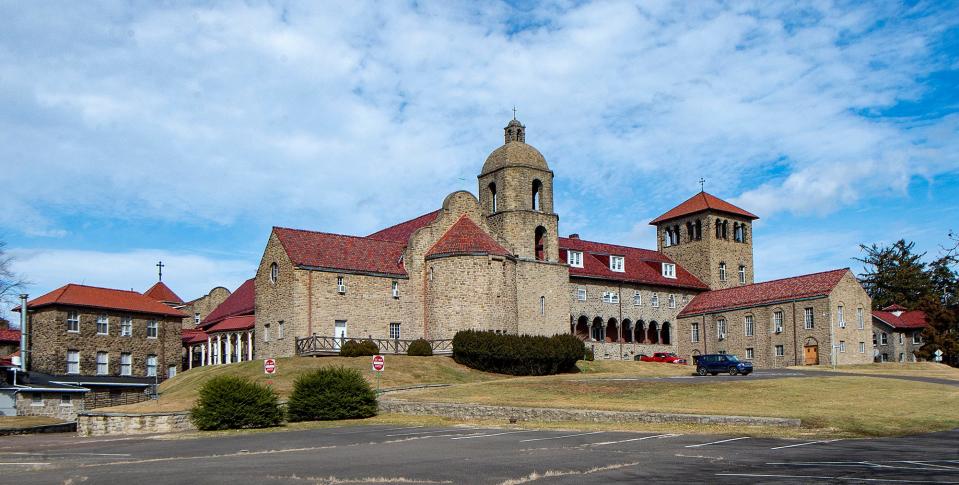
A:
0 422 77 436
379 399 800 427
587 342 677 361
77 411 195 436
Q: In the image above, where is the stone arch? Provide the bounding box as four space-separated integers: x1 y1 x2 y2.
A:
635 320 646 343
532 179 543 211
591 316 604 341
534 226 547 261
606 318 618 343
647 321 659 344
622 319 633 343
488 182 497 213
574 315 589 340
660 321 671 345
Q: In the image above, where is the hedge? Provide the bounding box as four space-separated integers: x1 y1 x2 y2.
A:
407 339 433 356
190 375 283 431
286 366 378 421
339 339 380 357
452 330 585 376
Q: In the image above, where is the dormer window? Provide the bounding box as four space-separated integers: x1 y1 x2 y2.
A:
610 256 625 272
662 263 676 279
567 250 583 268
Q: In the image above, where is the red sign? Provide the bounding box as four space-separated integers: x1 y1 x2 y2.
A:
372 354 385 372
264 358 277 375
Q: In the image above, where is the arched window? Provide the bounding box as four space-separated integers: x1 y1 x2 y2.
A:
661 322 671 345
715 218 722 238
672 225 680 245
635 320 646 343
722 220 729 239
694 219 702 240
269 262 278 284
488 182 497 213
534 226 547 261
648 321 659 344
532 179 543 211
686 222 694 242
591 317 604 341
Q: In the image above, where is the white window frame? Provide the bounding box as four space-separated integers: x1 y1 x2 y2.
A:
540 296 546 315
194 313 201 325
859 341 866 353
839 340 846 353
146 355 157 377
96 351 109 375
668 294 676 309
610 256 625 272
857 307 864 329
389 322 401 340
167 365 176 379
632 291 642 306
264 323 271 342
96 314 109 335
880 332 888 345
719 263 727 281
691 323 699 343
746 348 754 360
804 307 814 329
337 275 346 294
67 350 80 375
775 345 785 357
651 294 660 308
774 311 784 333
121 316 132 337
738 265 746 284
576 288 587 301
898 333 904 345
717 318 727 339
67 311 80 333
602 291 619 304
913 333 922 345
270 262 279 284
567 250 583 268
744 315 754 337
391 280 399 298
146 320 158 339
662 263 676 279
120 353 132 376
60 394 72 407
838 305 845 328
278 320 285 339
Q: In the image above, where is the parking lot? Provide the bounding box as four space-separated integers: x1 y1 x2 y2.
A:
1 424 957 484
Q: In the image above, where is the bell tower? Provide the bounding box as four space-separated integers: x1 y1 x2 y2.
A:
478 118 559 262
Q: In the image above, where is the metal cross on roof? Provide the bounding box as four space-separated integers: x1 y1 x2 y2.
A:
156 261 164 282
512 106 517 120
699 178 706 192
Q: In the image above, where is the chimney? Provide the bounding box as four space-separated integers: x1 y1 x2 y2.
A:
569 234 580 239
19 293 28 372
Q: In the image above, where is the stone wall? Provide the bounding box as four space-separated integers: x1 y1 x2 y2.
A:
873 320 925 362
255 232 297 358
828 271 874 365
30 307 182 378
77 411 195 436
180 287 231 329
658 211 754 291
15 392 84 421
515 260 569 336
426 254 517 339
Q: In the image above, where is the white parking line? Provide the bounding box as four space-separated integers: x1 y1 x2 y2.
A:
684 437 749 448
333 426 423 435
770 439 842 450
450 430 536 440
588 433 681 446
716 473 959 483
0 462 50 466
519 431 603 442
385 428 482 437
904 462 959 470
0 452 132 456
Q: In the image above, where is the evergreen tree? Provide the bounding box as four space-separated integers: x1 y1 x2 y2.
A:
915 294 959 364
856 240 934 309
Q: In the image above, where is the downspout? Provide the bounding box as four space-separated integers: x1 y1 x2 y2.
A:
19 294 28 372
702 314 707 355
423 264 429 339
792 303 799 366
618 283 623 358
307 271 313 337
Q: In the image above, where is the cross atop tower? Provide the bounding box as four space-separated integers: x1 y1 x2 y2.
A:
156 261 164 282
512 106 517 120
699 178 706 192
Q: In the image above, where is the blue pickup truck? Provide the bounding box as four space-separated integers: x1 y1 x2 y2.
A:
694 354 753 376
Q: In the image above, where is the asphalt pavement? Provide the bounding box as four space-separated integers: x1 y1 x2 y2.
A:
1 424 957 484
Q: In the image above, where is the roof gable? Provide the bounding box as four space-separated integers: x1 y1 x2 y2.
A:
206 315 256 333
679 269 849 317
427 216 510 258
200 278 255 328
20 284 187 318
273 227 407 277
873 310 928 329
650 192 758 225
143 282 184 304
560 237 708 290
367 210 441 242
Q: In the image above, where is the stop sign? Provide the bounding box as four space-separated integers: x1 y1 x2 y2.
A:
372 354 385 372
264 358 277 375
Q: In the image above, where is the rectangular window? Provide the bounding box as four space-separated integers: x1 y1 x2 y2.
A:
337 276 346 294
691 323 700 342
668 294 676 308
880 332 888 345
839 340 846 353
717 319 727 338
738 265 746 284
602 291 619 304
567 250 583 268
146 355 157 377
913 333 922 345
576 288 587 301
774 311 784 333
67 350 80 374
610 256 625 272
804 308 814 329
120 353 132 376
97 314 109 335
775 345 785 357
632 292 642 306
719 263 727 281
96 351 109 375
194 312 201 325
859 342 866 353
857 307 864 329
67 311 80 333
278 320 285 339
539 296 545 315
899 352 904 362
167 365 177 379
60 394 72 406
746 348 754 360
389 322 401 340
898 333 904 345
146 320 158 339
391 281 399 298
651 294 659 308
744 315 754 337
31 393 43 406
838 305 845 328
264 323 271 342
121 316 132 337
662 263 676 279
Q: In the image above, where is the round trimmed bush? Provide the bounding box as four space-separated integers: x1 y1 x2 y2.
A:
189 375 283 431
339 339 379 357
286 366 378 422
407 339 433 356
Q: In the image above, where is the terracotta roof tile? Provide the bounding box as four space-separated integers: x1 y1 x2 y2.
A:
143 281 184 304
274 227 407 276
0 328 20 343
200 279 254 328
367 210 441 242
181 328 209 345
679 269 849 317
17 284 187 318
559 237 708 290
426 216 510 258
650 192 758 225
206 315 256 333
873 310 928 329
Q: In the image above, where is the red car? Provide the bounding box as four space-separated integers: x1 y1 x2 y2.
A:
636 352 688 364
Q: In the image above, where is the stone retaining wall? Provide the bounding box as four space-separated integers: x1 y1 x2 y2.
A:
77 411 196 436
379 399 800 427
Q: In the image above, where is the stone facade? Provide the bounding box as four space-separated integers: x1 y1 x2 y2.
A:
29 307 182 379
872 320 924 363
658 211 754 291
179 287 231 329
15 391 85 421
77 411 194 436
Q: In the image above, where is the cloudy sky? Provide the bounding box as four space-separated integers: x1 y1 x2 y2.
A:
1 1 957 315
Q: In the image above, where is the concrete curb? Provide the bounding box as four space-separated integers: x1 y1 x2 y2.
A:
378 399 801 427
0 422 77 436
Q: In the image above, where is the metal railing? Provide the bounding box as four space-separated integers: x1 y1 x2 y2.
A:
295 335 453 356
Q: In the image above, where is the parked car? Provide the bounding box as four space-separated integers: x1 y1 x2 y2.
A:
635 352 688 364
694 354 753 376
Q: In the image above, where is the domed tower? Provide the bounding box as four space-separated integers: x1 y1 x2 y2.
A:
478 118 559 262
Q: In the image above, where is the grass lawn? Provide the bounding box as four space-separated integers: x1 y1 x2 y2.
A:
806 362 959 381
395 375 959 437
0 416 65 428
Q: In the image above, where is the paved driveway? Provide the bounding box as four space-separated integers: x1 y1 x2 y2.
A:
583 367 959 387
1 425 957 484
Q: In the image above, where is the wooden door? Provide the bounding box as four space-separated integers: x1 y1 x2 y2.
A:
804 345 819 365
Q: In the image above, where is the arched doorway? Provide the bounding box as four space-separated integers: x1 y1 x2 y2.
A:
606 318 618 343
660 322 671 345
803 337 819 365
622 319 633 343
591 317 604 341
575 316 589 340
647 321 659 344
635 320 645 343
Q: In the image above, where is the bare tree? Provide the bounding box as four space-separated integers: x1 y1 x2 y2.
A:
0 241 29 311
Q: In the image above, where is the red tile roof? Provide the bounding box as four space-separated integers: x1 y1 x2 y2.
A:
181 328 209 345
679 269 849 317
426 216 510 258
143 281 184 304
0 328 20 343
206 315 255 333
560 237 708 290
650 192 758 225
367 210 441 242
200 278 255 328
873 310 928 330
274 227 407 276
17 284 187 318
882 304 907 312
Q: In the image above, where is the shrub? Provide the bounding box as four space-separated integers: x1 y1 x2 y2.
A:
407 339 433 356
339 339 380 357
452 330 586 376
190 375 283 431
584 347 595 361
286 366 377 422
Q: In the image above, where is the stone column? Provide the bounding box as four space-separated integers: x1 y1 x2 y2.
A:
226 334 233 364
236 333 243 362
200 344 207 368
247 331 253 360
207 337 212 365
188 346 194 370
216 334 222 365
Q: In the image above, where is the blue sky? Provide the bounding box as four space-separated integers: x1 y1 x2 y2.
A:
1 1 957 316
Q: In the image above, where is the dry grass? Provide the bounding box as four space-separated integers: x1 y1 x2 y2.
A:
395 375 959 437
0 416 65 428
806 362 959 381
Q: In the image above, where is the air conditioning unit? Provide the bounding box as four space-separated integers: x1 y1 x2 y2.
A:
337 284 346 294
775 327 783 334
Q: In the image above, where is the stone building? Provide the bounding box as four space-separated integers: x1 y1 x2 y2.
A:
872 304 928 362
184 278 256 368
144 281 231 330
251 118 872 368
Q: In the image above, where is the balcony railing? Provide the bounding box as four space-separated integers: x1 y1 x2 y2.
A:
295 335 453 356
